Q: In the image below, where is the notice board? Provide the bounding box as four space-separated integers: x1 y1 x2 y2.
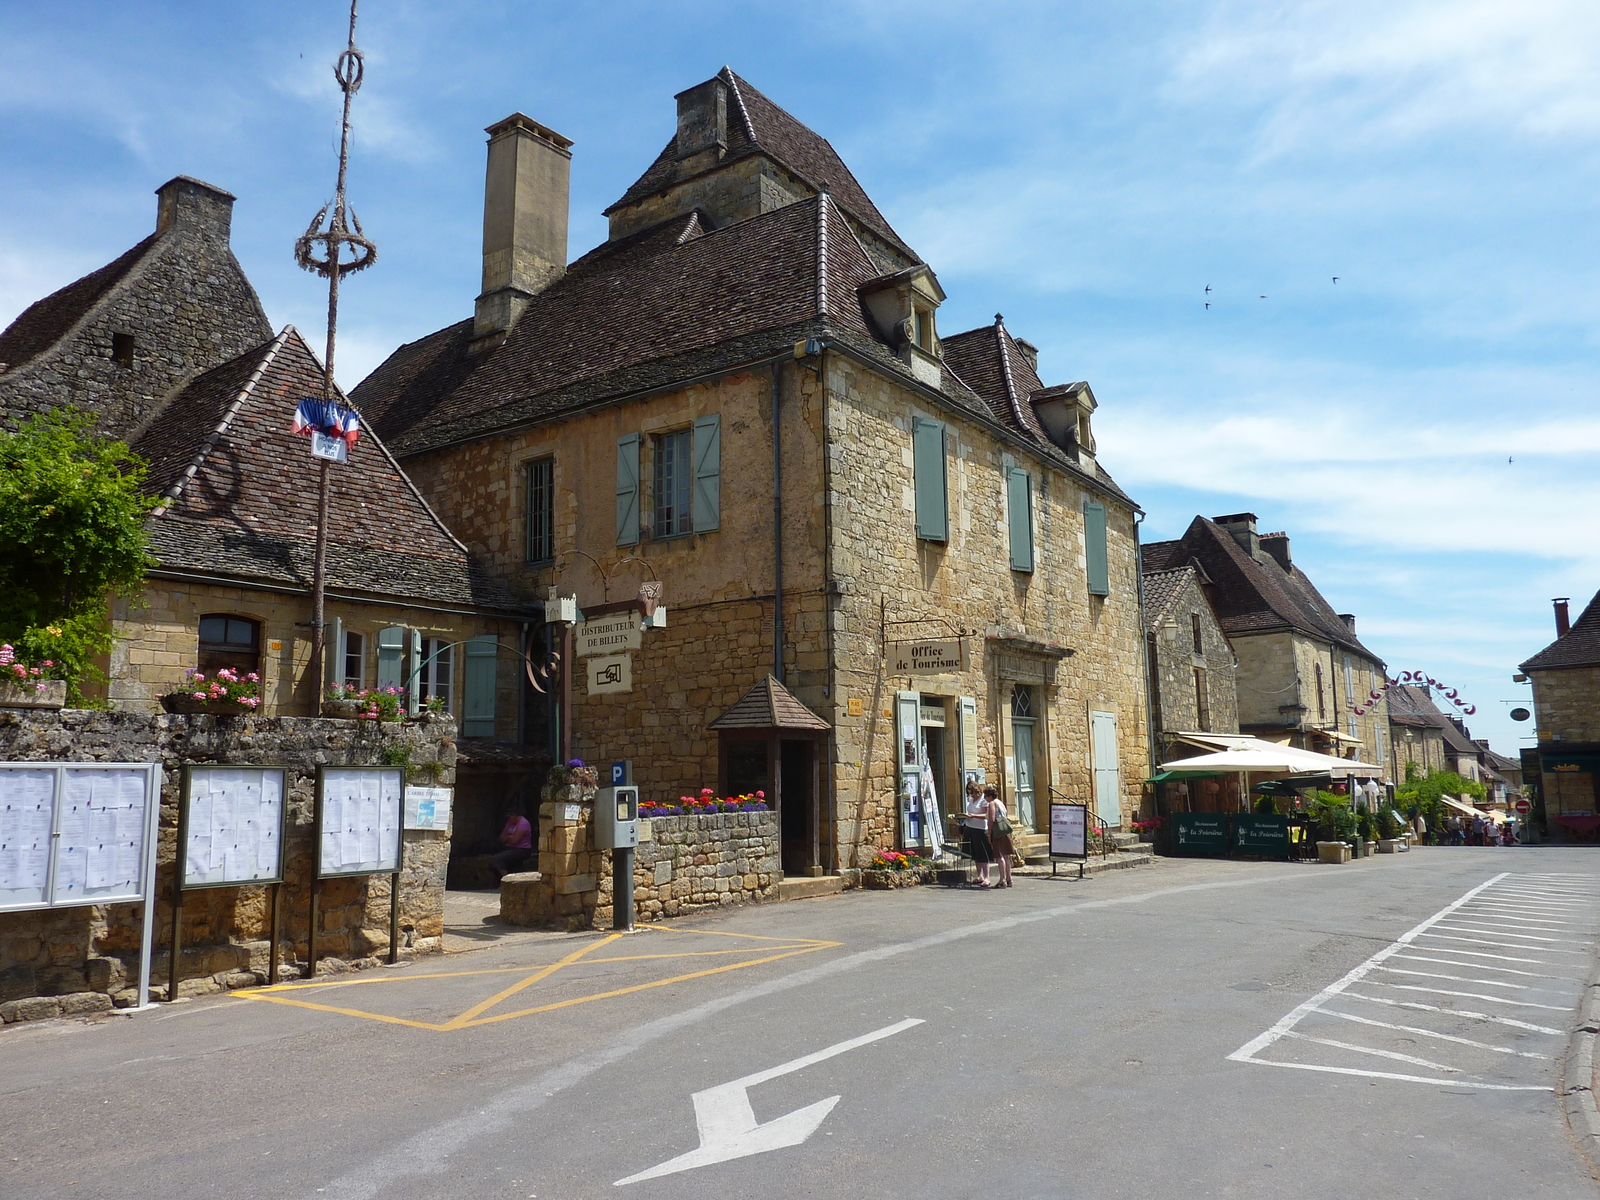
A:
0 763 161 912
403 786 452 832
316 766 404 878
180 766 288 889
1049 802 1087 859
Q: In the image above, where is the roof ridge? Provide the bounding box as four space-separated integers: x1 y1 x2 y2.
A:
816 189 830 316
721 67 756 146
153 327 290 514
992 315 1029 432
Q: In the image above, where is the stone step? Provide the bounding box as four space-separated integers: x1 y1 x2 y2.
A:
1015 849 1156 879
1022 841 1155 867
777 875 846 902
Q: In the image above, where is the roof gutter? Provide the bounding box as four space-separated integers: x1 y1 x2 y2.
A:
144 568 539 620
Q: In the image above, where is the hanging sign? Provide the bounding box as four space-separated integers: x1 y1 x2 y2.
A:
588 654 633 695
292 398 361 464
891 638 964 675
577 613 643 657
310 432 349 463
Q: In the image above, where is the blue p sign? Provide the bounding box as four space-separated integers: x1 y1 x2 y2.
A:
610 761 628 787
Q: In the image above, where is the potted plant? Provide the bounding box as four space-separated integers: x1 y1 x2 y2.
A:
862 849 927 889
0 645 68 709
321 684 407 721
160 668 261 715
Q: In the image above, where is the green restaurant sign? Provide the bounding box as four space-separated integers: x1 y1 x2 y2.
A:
1170 813 1294 859
1233 815 1291 857
1172 813 1229 855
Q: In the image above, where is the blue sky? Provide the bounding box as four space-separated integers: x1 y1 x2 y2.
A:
3 0 1595 759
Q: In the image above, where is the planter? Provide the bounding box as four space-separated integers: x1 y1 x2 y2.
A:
1377 839 1401 854
0 679 66 710
161 694 250 716
862 868 931 889
1316 840 1352 864
322 699 364 719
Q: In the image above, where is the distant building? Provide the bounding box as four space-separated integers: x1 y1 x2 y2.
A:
1386 684 1516 809
1142 514 1389 774
1519 592 1600 840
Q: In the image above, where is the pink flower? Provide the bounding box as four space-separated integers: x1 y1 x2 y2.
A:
39 660 53 668
246 673 260 683
192 692 207 700
192 673 205 681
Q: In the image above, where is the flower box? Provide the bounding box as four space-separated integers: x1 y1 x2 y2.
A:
322 699 364 718
0 679 66 709
1316 840 1352 864
161 694 251 716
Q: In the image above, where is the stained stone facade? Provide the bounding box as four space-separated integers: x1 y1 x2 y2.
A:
1142 563 1239 757
1520 591 1600 835
0 177 272 435
0 709 454 1024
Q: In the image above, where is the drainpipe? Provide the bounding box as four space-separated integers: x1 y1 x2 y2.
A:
1134 511 1158 815
772 360 785 683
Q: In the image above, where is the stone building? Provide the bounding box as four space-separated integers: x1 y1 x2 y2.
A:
0 176 544 862
1384 683 1513 805
1142 514 1388 774
353 70 1151 874
1519 591 1600 840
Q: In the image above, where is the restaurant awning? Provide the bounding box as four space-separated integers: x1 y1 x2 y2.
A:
1146 769 1231 783
1160 746 1384 774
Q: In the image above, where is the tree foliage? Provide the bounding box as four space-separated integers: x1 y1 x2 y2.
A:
1395 762 1488 832
0 412 155 697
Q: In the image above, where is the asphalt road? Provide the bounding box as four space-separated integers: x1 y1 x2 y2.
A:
3 848 1598 1200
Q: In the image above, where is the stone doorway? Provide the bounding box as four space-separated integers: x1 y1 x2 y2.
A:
780 739 817 876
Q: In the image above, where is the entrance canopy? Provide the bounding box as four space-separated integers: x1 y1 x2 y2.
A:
1161 735 1382 777
1147 768 1230 783
708 674 831 732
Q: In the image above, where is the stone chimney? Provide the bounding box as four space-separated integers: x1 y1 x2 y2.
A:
474 114 573 344
1213 513 1260 560
1014 339 1039 372
675 77 729 169
155 176 237 240
1554 597 1571 637
1260 531 1291 572
1338 614 1356 635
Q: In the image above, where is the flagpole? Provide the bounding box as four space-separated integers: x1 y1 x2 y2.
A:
297 0 376 712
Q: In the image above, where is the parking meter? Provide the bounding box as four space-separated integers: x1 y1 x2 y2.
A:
595 785 639 850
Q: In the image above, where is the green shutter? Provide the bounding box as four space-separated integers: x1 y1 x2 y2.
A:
407 628 423 715
616 433 640 546
1085 500 1109 596
376 626 405 690
1007 467 1033 572
462 636 498 737
912 418 948 542
692 414 721 533
324 617 343 693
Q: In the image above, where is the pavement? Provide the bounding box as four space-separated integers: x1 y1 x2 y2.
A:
4 847 1599 1199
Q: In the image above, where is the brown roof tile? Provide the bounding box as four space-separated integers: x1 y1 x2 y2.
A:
0 235 159 373
708 674 831 731
1521 588 1600 671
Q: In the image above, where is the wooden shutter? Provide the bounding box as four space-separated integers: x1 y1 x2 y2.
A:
462 636 498 737
376 626 405 690
912 418 948 542
1091 710 1121 825
692 414 721 533
615 433 640 546
1007 467 1033 572
324 617 343 694
408 628 423 715
1084 500 1109 596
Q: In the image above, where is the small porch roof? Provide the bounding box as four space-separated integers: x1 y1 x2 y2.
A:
708 674 831 732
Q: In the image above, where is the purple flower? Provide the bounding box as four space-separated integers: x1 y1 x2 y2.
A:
566 759 585 769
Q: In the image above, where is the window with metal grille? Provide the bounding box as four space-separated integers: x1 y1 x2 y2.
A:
653 429 693 538
1011 685 1034 718
525 457 554 563
198 614 259 677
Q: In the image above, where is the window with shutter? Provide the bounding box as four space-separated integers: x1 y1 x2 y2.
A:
376 626 406 691
692 414 720 533
616 434 640 546
462 636 498 738
1007 467 1033 572
912 418 948 542
324 617 343 693
1084 500 1109 596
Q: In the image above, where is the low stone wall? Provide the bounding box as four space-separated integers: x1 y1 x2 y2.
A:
0 708 455 1023
502 787 779 930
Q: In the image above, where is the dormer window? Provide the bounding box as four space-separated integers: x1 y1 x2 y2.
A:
1030 382 1099 470
913 307 935 352
858 265 947 388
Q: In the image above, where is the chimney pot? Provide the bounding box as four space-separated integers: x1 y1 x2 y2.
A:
155 176 237 240
1261 532 1292 571
474 114 572 342
1212 513 1260 559
1014 338 1039 372
1338 613 1356 635
675 78 729 162
1554 597 1571 637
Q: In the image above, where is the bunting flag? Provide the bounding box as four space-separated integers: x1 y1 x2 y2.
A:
291 397 361 445
1351 670 1478 717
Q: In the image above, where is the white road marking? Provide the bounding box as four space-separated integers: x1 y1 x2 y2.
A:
1388 954 1562 980
1401 946 1553 965
1367 982 1569 1010
1455 913 1585 928
1314 1008 1549 1058
1236 1059 1549 1090
1340 991 1564 1034
1280 1030 1459 1071
614 1017 924 1186
1373 965 1552 991
1416 932 1588 955
1430 925 1582 944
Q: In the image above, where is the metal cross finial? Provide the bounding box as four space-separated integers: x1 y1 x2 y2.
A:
294 0 377 399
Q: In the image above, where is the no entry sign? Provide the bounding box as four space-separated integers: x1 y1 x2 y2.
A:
1514 798 1532 814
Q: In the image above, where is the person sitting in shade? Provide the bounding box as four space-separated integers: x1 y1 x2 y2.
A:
492 807 534 880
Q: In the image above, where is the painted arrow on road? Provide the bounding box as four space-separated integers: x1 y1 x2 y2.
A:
614 1017 924 1186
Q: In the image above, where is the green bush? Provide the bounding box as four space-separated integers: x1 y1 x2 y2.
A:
1376 809 1403 839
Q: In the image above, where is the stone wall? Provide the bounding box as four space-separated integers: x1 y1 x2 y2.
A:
502 787 778 930
0 709 454 1023
1531 667 1600 742
1232 628 1389 770
1148 571 1239 742
0 177 273 437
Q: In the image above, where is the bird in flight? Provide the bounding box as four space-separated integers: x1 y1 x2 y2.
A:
1259 294 1267 299
1205 301 1211 309
1332 277 1339 284
1204 284 1212 294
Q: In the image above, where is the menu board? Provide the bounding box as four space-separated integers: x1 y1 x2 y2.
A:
0 763 159 911
1050 802 1087 859
182 767 287 889
317 767 404 877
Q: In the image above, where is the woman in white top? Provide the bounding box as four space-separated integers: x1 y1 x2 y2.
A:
963 781 996 887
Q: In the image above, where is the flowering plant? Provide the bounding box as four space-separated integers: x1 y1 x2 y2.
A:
1130 816 1163 835
325 683 406 721
170 667 262 709
868 849 924 871
639 788 770 817
0 644 63 693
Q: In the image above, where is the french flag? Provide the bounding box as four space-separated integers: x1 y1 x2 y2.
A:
291 398 361 445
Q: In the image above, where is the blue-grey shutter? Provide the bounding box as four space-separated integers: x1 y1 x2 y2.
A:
407 628 423 715
324 617 343 694
1085 500 1109 596
616 433 640 546
1007 467 1033 572
912 418 948 542
462 636 498 737
692 414 720 533
376 626 405 690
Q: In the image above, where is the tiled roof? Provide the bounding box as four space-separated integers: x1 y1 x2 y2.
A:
137 328 529 613
1142 516 1381 663
1521 588 1600 671
708 674 831 731
1386 685 1482 757
606 68 909 256
1141 565 1197 629
0 235 158 373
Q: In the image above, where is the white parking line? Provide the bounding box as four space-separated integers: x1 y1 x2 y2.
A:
1456 912 1586 928
1416 932 1589 955
1339 991 1564 1034
1280 1030 1460 1072
1367 982 1570 1010
1430 925 1583 944
1373 965 1560 992
1314 1008 1549 1058
1388 954 1562 980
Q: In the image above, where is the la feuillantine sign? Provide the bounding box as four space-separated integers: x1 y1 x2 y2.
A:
891 638 963 675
